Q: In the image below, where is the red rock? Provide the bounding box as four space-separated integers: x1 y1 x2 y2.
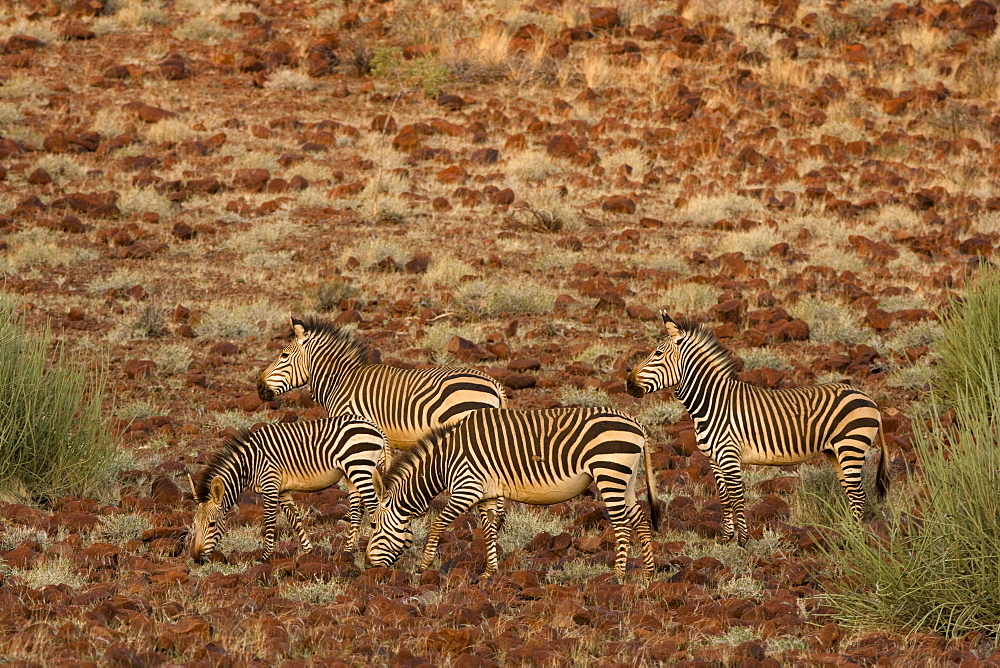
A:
124 359 156 378
504 373 537 390
172 221 195 240
132 103 176 123
392 128 422 152
601 196 635 214
755 476 798 494
27 168 52 185
750 494 789 522
62 23 95 40
712 299 745 324
233 168 270 192
151 475 181 506
78 543 120 568
446 336 494 362
626 304 657 320
209 341 239 356
437 165 467 184
866 308 894 331
590 6 621 29
333 309 362 325
470 148 499 165
6 35 45 51
437 93 465 111
771 319 809 342
3 544 41 569
546 134 579 159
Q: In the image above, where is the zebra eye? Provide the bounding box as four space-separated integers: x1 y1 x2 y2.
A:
208 521 217 528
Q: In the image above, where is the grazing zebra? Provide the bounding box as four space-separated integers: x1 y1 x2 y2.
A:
626 311 889 545
366 407 661 583
189 415 386 562
257 317 508 450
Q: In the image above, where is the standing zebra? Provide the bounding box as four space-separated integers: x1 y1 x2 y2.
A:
190 415 386 562
626 311 889 546
257 317 508 450
366 407 661 583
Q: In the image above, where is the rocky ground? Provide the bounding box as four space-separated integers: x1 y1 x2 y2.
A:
1 0 999 664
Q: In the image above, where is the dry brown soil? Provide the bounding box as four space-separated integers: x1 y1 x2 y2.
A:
1 0 999 665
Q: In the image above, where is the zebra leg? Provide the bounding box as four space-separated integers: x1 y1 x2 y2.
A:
279 493 313 554
343 478 364 551
475 498 503 578
827 445 867 521
261 487 281 561
712 446 747 545
418 483 483 572
591 470 635 583
708 459 737 543
626 503 655 584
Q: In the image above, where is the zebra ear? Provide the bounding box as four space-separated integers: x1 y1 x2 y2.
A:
187 473 198 500
209 477 225 504
660 310 682 341
371 469 385 500
291 317 306 342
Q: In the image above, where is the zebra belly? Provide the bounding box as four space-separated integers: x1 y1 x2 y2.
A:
499 473 592 506
281 469 345 492
740 444 813 466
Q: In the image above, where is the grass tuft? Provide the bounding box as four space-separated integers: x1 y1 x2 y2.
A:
0 295 125 504
818 266 1000 637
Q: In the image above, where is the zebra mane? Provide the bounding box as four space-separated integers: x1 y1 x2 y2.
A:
296 316 369 366
677 319 740 379
194 430 252 503
381 422 461 491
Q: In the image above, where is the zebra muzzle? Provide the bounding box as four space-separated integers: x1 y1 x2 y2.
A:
625 379 645 398
257 381 275 401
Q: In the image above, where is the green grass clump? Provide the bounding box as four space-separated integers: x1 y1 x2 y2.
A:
497 505 565 553
454 280 556 318
934 268 1000 415
0 296 125 504
819 267 1000 638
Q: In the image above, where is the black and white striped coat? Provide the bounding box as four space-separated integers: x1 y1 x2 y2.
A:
190 415 386 562
257 317 507 449
366 407 661 583
626 311 888 545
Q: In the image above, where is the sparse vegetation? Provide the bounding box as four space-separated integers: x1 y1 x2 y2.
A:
454 280 557 318
557 386 613 408
0 295 125 504
820 268 1000 638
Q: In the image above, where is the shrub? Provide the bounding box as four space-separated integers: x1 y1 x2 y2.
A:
934 267 1000 415
558 387 613 408
819 267 1000 637
454 280 556 318
0 296 125 504
370 45 449 98
497 505 565 553
315 278 360 312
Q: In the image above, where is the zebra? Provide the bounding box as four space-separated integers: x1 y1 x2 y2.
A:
189 415 387 563
257 317 508 450
366 407 661 583
626 310 889 545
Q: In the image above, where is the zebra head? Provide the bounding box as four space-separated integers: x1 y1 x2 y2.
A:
257 317 312 401
626 310 684 398
365 501 413 569
191 476 231 563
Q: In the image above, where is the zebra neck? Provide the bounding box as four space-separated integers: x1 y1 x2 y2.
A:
308 350 360 409
393 451 447 518
216 454 255 515
675 363 735 420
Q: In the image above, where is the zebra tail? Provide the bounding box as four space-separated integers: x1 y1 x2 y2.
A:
875 423 890 501
644 440 661 532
